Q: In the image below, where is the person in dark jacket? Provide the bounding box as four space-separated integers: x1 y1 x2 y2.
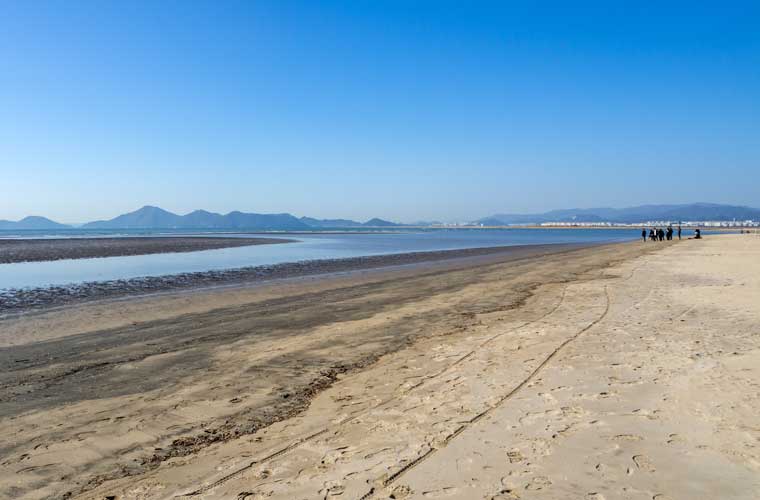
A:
677 225 682 240
642 228 647 242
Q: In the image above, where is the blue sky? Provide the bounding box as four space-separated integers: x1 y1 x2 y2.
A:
1 1 759 223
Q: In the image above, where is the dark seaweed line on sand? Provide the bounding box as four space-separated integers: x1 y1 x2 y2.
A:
0 245 577 314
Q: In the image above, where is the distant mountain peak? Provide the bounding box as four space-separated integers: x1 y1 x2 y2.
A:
0 215 69 230
19 215 57 223
363 217 399 227
136 205 173 213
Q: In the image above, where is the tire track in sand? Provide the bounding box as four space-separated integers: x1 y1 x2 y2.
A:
176 284 571 498
357 283 612 500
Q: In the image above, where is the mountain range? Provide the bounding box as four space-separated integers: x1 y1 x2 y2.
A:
81 206 402 230
1 206 398 230
478 203 760 225
82 206 310 230
2 203 759 230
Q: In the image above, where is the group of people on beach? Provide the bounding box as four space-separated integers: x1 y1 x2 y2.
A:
642 225 697 242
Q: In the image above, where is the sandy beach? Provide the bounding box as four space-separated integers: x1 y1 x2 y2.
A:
1 235 759 499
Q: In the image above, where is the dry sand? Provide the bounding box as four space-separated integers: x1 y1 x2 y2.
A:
1 235 759 499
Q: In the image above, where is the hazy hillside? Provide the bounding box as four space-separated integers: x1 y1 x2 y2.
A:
84 206 182 229
0 216 70 230
181 210 228 228
363 218 400 227
223 211 308 230
300 217 363 228
300 216 401 228
83 206 310 230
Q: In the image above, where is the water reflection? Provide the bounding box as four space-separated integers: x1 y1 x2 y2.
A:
0 229 637 290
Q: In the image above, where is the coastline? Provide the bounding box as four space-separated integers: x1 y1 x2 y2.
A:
0 240 654 498
3 235 759 499
0 243 588 314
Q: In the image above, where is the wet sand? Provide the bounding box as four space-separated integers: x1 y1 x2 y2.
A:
0 236 292 264
0 244 582 313
2 236 759 499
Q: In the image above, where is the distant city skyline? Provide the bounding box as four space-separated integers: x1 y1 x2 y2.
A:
2 2 759 222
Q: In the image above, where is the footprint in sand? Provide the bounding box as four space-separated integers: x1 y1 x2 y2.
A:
421 486 459 497
538 392 557 403
586 493 606 500
319 482 345 497
526 437 553 457
612 434 643 442
635 406 660 417
390 484 412 498
666 433 685 444
525 476 552 490
632 454 656 472
319 446 355 468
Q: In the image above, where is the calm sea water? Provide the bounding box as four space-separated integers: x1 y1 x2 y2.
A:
0 228 640 290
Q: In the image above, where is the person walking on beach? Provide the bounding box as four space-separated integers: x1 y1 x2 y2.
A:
678 225 682 240
667 226 673 240
642 228 647 242
658 228 665 241
649 228 656 241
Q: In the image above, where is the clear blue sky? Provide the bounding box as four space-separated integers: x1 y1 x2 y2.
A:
1 1 759 223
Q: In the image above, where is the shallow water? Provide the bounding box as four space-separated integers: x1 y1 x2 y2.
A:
0 229 639 290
